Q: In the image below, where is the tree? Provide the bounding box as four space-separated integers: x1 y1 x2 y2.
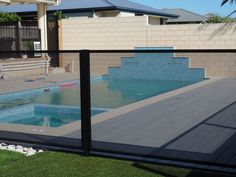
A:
221 0 236 6
221 0 236 17
207 13 234 23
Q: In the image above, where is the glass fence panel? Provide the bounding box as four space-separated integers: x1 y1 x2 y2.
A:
0 51 81 150
90 50 236 171
0 49 236 172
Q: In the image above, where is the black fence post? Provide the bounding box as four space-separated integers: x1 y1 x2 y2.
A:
80 50 91 155
15 22 21 51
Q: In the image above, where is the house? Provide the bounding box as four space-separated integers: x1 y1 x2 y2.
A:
0 0 178 25
1 0 61 50
160 8 208 24
0 0 61 77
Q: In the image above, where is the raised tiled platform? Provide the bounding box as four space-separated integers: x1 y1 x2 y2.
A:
107 47 205 81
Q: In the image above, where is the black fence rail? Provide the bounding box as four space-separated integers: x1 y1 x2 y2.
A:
0 50 235 174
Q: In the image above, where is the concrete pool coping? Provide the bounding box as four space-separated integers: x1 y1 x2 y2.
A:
0 73 79 95
0 76 225 137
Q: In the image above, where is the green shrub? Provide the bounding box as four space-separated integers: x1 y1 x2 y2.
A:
0 12 21 22
208 13 235 23
53 11 67 20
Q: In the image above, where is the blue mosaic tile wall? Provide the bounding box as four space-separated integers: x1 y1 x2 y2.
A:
107 47 205 81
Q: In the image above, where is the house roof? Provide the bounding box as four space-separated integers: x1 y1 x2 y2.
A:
0 0 58 5
160 8 207 23
0 0 178 18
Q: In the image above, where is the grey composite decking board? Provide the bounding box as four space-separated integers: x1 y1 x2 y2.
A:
65 77 236 166
131 124 234 163
231 154 236 163
215 133 236 165
0 131 81 148
91 78 236 148
164 125 234 163
157 110 236 165
165 124 217 152
167 125 234 154
207 103 236 129
170 127 235 163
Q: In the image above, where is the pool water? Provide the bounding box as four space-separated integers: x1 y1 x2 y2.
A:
0 78 197 110
10 112 78 128
1 108 105 128
0 78 198 127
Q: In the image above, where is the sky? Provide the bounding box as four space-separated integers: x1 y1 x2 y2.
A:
132 0 236 17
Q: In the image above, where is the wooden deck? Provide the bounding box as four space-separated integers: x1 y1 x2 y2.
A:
68 77 236 171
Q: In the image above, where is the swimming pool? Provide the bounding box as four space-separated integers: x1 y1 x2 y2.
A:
0 77 199 127
0 104 106 128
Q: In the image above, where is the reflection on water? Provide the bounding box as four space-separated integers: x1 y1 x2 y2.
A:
0 79 197 110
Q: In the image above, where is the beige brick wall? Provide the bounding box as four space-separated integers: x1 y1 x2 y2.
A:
61 16 147 50
147 23 236 77
61 17 236 77
147 23 236 49
62 18 236 50
90 53 134 76
176 53 236 77
59 52 134 76
60 17 146 75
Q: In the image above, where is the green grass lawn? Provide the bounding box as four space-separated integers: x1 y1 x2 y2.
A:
0 150 233 177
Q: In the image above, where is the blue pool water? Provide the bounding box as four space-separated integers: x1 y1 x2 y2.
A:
0 107 105 128
0 78 198 127
11 113 80 127
8 112 81 128
0 104 107 128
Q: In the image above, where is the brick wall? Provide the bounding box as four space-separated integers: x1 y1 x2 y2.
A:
61 17 236 77
61 16 147 50
147 23 236 49
59 52 134 76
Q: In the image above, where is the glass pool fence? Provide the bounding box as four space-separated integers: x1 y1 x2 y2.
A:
0 49 236 174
